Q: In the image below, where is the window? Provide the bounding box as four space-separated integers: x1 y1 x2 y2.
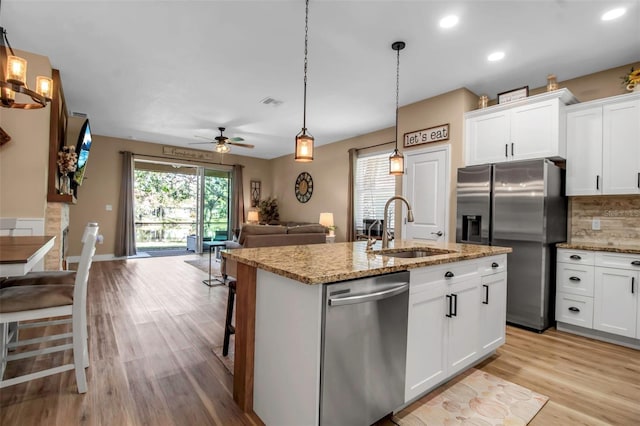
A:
354 152 396 235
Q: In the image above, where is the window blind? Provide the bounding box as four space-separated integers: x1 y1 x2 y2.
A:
354 152 396 233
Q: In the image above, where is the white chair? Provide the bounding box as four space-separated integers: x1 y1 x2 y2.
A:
0 224 98 393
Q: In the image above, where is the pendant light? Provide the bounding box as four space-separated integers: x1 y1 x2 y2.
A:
1 25 53 109
295 0 314 162
389 41 405 175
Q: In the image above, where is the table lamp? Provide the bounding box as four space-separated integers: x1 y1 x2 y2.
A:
247 210 259 224
319 212 335 237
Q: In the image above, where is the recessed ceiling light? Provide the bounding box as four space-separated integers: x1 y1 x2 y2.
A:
601 7 626 21
487 51 505 62
439 15 459 28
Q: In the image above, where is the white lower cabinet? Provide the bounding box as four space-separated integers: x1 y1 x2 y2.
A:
556 248 640 346
405 255 507 403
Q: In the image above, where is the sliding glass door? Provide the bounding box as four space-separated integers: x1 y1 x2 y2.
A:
198 167 231 250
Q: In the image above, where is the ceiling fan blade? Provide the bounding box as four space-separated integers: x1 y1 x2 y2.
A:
229 137 245 142
227 141 255 149
189 141 216 145
194 135 215 141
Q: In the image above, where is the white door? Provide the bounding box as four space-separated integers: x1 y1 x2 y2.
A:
404 147 448 241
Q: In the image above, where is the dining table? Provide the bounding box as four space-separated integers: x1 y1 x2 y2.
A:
0 235 56 277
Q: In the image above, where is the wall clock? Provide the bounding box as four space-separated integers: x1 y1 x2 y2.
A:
295 172 313 203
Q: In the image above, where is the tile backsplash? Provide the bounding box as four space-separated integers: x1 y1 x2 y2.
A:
569 196 640 248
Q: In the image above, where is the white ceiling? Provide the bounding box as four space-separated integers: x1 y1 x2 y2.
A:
3 1 640 159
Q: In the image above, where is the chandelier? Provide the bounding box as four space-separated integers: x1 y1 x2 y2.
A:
1 26 53 109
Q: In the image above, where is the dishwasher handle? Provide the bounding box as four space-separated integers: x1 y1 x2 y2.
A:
328 283 409 307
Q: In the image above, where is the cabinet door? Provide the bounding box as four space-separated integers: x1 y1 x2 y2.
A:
594 267 638 338
466 111 510 166
511 99 561 161
447 277 481 375
479 272 507 355
565 107 603 195
405 281 447 402
603 99 640 194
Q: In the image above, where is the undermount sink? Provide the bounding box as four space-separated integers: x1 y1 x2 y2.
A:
372 248 454 258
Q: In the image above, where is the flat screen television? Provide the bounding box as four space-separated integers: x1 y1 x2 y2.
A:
65 116 92 186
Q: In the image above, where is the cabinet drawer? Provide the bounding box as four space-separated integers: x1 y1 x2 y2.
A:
558 249 595 265
478 255 507 276
410 261 478 294
556 293 593 328
557 263 595 297
595 252 640 270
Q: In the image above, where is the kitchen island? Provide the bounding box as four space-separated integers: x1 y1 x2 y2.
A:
222 240 511 424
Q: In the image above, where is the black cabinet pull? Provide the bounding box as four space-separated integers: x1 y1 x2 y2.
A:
633 277 635 294
511 142 514 156
568 306 580 313
570 255 582 260
446 294 453 318
483 284 489 304
569 276 581 282
637 172 639 189
631 260 640 266
451 293 458 317
491 262 499 268
596 175 600 190
444 271 455 278
505 144 508 158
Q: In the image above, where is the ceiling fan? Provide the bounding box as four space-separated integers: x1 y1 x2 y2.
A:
191 127 255 153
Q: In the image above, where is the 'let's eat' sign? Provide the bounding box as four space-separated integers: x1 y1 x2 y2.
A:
404 124 450 148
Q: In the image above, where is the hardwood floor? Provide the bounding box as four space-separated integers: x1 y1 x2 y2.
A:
1 255 639 425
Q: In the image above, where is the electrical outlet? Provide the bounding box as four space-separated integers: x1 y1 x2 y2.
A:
592 217 601 231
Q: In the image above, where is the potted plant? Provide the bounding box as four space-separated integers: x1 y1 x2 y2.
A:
258 196 280 224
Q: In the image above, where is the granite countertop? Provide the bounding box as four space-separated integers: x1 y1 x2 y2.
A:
222 240 512 285
556 243 640 255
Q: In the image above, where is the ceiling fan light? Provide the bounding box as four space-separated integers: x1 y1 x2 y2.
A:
6 55 27 85
216 143 230 153
389 149 404 175
295 130 314 162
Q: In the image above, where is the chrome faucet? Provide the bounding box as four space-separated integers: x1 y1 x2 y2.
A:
366 219 381 251
382 195 415 249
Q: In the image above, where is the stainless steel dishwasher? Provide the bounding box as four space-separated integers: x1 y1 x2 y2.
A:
320 271 409 426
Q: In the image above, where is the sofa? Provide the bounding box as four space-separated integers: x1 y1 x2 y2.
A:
221 223 327 280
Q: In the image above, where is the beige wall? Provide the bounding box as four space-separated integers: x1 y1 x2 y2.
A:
67 136 272 256
0 49 51 218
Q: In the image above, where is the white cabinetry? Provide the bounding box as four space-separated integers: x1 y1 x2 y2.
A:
556 248 640 348
464 89 577 166
478 256 507 355
405 255 507 403
565 93 640 195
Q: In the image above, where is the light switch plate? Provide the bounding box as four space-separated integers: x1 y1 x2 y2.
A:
592 217 601 231
105 204 112 211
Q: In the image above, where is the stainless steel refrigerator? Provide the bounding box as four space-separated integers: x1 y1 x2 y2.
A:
456 159 567 331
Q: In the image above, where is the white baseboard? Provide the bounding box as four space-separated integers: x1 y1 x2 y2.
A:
67 254 119 264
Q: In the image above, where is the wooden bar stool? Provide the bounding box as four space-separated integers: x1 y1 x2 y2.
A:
222 280 236 357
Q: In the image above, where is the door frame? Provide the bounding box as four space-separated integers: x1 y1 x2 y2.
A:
401 144 451 241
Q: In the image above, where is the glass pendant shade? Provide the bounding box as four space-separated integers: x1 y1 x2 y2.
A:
1 86 15 105
295 130 314 162
216 143 230 153
36 76 53 98
389 149 404 175
6 55 26 85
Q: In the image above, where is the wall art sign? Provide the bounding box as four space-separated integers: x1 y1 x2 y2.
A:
162 146 216 161
250 180 261 207
404 123 450 148
497 86 529 104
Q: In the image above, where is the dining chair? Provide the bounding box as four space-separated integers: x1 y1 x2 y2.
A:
0 224 99 393
0 222 98 288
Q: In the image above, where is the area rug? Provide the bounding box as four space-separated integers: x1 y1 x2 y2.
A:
394 369 548 426
184 256 222 275
212 343 234 375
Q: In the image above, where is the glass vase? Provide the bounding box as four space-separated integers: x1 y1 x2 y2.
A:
59 173 71 195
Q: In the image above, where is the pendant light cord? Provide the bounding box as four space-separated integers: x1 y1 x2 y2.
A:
395 45 400 150
302 0 310 130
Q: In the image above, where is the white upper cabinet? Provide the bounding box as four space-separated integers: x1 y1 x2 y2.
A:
464 89 577 166
566 93 640 196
